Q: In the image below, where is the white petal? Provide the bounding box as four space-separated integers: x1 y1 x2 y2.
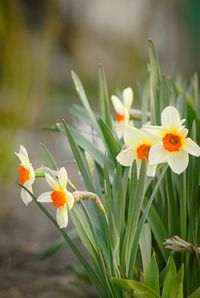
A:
111 95 124 114
37 191 52 203
58 167 68 189
183 138 200 157
15 152 30 169
161 106 181 129
117 146 135 167
147 164 157 177
143 125 165 139
56 205 68 228
123 87 133 110
29 163 35 181
149 143 168 165
45 173 60 190
168 150 189 174
66 191 74 210
124 126 143 147
20 185 32 206
116 122 126 139
136 159 142 179
19 145 29 158
179 127 188 138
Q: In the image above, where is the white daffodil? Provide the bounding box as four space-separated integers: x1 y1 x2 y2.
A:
111 87 133 139
116 126 157 177
37 167 74 228
144 106 200 174
15 145 35 206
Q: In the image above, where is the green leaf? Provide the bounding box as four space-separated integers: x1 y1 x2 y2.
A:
71 70 102 136
112 278 160 298
144 254 160 294
98 117 121 165
188 287 200 298
40 143 58 170
62 120 95 192
139 223 152 273
169 265 184 298
162 257 177 298
98 64 112 129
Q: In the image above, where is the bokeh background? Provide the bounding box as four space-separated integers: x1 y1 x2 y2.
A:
1 1 200 297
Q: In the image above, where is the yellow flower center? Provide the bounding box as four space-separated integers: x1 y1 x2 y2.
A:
136 144 151 161
162 133 182 152
51 190 68 208
19 165 30 185
115 112 125 123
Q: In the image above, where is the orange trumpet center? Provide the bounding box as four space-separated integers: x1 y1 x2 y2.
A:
136 144 151 161
115 112 125 123
162 133 182 152
51 190 67 208
19 165 30 185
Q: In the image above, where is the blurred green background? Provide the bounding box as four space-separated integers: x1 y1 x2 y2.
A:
1 0 200 297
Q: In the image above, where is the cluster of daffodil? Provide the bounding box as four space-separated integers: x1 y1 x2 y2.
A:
112 88 200 176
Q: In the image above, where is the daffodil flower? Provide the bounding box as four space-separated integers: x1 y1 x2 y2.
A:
15 145 35 206
116 126 157 177
111 87 133 139
37 167 74 228
144 106 200 174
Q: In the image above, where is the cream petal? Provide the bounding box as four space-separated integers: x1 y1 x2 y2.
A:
183 138 200 157
116 146 135 167
56 205 68 228
123 87 133 110
20 187 32 206
15 152 30 169
143 125 165 138
19 145 29 158
124 126 143 147
29 164 35 181
161 106 181 129
58 167 68 189
116 122 126 139
37 191 52 203
168 150 189 174
66 191 74 210
45 173 60 190
136 159 142 179
111 95 124 114
147 164 157 177
179 127 188 138
149 143 168 165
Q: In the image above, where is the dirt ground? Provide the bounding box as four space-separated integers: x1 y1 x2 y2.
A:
0 131 97 298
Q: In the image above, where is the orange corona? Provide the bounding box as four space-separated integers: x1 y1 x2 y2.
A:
162 133 182 152
137 144 151 161
51 190 67 208
19 165 30 185
115 112 125 123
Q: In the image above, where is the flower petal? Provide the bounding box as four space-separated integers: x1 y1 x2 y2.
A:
58 167 68 189
143 125 165 139
19 145 29 158
149 143 168 165
147 164 157 177
45 173 60 190
117 146 135 167
161 106 181 129
124 126 143 147
37 191 52 203
111 95 124 114
116 122 127 139
183 138 200 157
123 87 133 110
66 191 74 210
179 127 188 138
15 152 30 169
20 184 33 206
168 150 189 174
56 205 68 228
